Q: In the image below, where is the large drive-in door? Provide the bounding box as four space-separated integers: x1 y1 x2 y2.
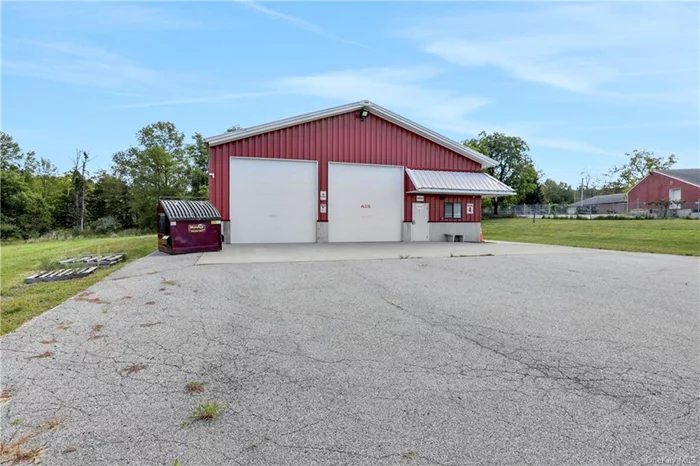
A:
328 163 403 242
229 158 317 243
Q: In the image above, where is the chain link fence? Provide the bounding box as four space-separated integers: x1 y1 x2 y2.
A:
485 201 700 219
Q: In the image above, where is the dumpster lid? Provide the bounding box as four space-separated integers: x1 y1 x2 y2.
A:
160 199 222 221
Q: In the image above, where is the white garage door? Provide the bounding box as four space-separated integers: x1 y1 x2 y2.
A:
229 158 317 243
328 163 403 242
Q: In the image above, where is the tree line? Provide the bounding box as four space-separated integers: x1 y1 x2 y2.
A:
464 132 677 215
0 122 219 240
0 122 678 239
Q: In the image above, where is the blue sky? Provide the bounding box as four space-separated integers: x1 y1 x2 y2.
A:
2 1 698 186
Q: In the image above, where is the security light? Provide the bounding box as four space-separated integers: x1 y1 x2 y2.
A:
359 109 370 121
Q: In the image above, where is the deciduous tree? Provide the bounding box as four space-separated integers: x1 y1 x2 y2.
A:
112 122 190 228
541 179 575 204
463 131 532 214
609 150 677 190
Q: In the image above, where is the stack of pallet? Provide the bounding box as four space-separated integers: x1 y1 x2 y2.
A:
58 253 126 267
24 253 127 285
25 267 99 284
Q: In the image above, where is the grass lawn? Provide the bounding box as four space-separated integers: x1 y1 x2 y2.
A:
482 218 700 256
1 235 156 335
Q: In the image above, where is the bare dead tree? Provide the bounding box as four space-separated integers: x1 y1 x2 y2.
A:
70 150 96 231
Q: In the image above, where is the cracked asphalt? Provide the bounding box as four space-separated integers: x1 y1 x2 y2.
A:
1 247 698 465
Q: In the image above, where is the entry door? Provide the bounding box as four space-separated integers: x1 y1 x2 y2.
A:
412 203 429 241
670 188 681 209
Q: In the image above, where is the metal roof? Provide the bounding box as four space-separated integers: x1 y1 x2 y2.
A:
160 199 222 221
406 169 516 197
571 193 627 207
656 169 700 187
205 100 498 168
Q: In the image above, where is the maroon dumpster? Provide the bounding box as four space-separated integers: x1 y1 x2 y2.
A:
157 199 222 255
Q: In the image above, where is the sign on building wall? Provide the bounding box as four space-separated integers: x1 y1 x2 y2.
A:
466 203 474 215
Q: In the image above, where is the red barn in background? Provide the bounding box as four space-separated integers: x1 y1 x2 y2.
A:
628 169 700 216
205 101 515 244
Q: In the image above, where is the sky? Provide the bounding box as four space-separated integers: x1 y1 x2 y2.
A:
2 1 699 186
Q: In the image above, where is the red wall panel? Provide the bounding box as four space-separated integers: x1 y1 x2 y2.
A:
210 110 482 222
404 194 481 223
628 172 700 210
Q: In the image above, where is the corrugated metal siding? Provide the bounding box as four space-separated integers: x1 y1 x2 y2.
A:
628 172 700 209
404 176 481 222
406 169 515 195
210 111 482 221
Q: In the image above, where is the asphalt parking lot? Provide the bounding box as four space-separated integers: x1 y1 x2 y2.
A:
1 244 698 465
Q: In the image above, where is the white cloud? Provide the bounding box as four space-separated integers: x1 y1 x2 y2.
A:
107 91 287 110
401 3 699 102
272 66 619 157
3 41 159 91
274 66 490 124
237 1 369 49
5 3 201 31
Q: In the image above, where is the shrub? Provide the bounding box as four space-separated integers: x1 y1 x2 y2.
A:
0 222 23 240
92 216 121 234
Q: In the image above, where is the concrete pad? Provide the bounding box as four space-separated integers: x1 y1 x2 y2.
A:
2 249 697 465
196 240 597 265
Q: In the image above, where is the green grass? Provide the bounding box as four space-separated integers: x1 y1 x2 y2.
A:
189 401 225 421
1 235 156 335
482 218 700 256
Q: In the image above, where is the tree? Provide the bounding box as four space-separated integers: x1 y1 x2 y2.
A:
112 122 190 228
87 171 133 229
70 150 94 231
608 149 677 190
137 121 185 156
464 131 531 214
0 134 53 239
576 169 602 203
36 158 58 198
186 133 209 198
541 179 575 205
513 164 543 204
0 131 23 170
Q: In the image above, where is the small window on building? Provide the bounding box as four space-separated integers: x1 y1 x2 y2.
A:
444 202 462 219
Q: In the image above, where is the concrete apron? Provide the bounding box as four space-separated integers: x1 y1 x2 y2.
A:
196 241 597 265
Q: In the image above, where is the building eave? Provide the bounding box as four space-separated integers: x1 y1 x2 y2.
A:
204 100 498 168
408 189 516 197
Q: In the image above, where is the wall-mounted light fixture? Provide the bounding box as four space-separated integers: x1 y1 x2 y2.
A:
359 109 370 121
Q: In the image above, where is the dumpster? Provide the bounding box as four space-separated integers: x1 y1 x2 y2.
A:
157 199 222 255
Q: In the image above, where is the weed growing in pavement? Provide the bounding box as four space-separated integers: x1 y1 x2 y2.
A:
190 401 225 421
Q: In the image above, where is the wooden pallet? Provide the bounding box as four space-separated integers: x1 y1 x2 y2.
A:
25 267 98 284
58 253 126 267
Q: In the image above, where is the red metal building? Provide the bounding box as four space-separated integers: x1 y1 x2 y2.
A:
206 100 515 244
628 169 700 215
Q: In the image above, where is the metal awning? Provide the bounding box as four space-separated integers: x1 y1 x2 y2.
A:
406 169 516 197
